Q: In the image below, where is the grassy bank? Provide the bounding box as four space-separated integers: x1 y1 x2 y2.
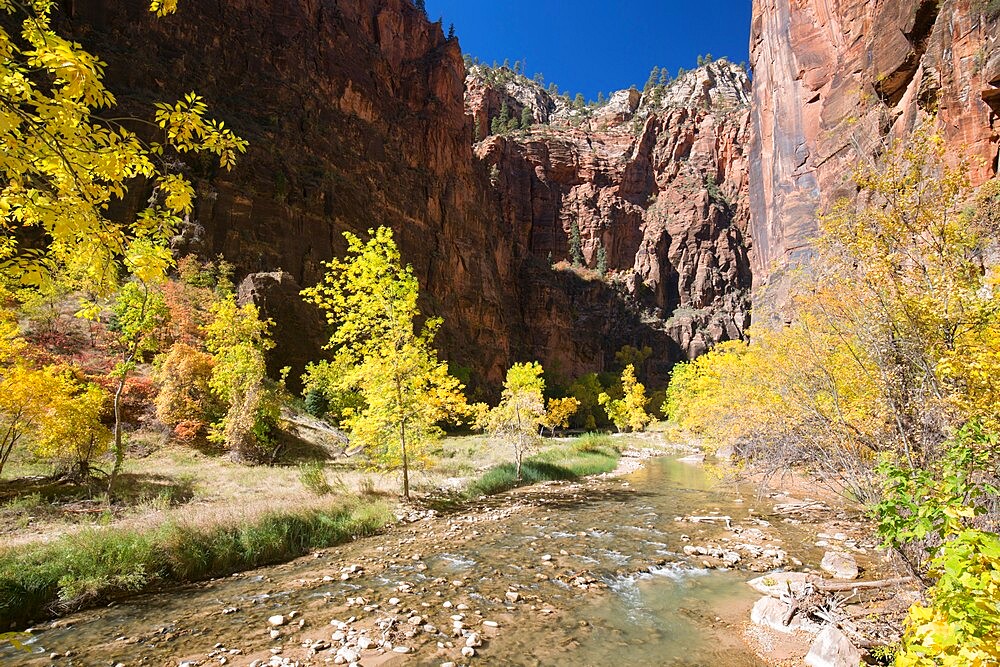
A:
465 434 621 498
0 498 391 629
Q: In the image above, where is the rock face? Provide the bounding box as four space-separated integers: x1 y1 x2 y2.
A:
470 62 755 382
749 0 1000 303
64 0 519 387
236 272 326 393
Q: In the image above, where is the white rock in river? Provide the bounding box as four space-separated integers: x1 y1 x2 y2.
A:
267 615 286 627
336 648 359 664
805 626 863 667
462 646 476 658
750 596 818 634
465 632 482 647
356 636 374 650
820 551 859 580
747 572 812 598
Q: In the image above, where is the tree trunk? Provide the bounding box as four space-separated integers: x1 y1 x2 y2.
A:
108 376 127 495
400 422 409 500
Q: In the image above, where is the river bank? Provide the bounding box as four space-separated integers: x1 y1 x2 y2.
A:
2 439 912 666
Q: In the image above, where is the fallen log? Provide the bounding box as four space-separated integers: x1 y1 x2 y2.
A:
811 576 915 592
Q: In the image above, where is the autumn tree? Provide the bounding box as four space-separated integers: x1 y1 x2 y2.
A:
302 227 467 499
541 396 580 437
0 1 246 292
154 342 219 441
599 364 650 433
204 297 276 462
485 362 546 479
107 281 167 491
663 127 1000 503
32 378 112 478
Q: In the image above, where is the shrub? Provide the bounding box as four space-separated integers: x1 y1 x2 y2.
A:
298 461 332 495
155 343 220 439
303 389 329 418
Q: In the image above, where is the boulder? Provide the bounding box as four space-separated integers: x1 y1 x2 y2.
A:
820 551 859 580
805 626 862 667
747 572 812 598
237 272 325 394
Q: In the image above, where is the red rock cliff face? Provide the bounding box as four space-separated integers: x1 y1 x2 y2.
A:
469 63 754 383
64 2 758 389
749 0 1000 299
64 0 520 385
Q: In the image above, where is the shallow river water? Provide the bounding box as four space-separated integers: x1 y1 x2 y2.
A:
3 455 815 666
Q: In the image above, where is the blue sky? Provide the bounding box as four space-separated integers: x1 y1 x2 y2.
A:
426 1 753 100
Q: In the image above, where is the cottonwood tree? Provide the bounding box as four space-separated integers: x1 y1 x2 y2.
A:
107 281 167 491
485 362 546 479
204 297 276 462
541 396 580 437
302 227 467 499
599 364 651 433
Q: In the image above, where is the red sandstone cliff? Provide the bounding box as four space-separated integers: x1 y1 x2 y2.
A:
60 2 759 389
468 62 755 381
749 0 1000 300
64 0 520 386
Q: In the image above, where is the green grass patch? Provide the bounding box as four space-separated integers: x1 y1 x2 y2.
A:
0 499 391 628
464 440 620 498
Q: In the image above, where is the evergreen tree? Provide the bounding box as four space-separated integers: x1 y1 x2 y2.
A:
659 69 670 86
520 107 533 130
574 93 586 109
697 54 705 67
548 82 559 95
447 23 455 40
597 91 606 105
569 220 584 267
677 67 686 78
644 66 660 92
415 0 426 16
596 245 608 276
503 57 511 69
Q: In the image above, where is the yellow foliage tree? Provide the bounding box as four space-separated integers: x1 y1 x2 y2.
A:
485 362 546 478
204 297 276 462
32 380 112 477
0 1 246 290
663 127 999 501
599 364 650 433
541 396 580 436
302 227 467 498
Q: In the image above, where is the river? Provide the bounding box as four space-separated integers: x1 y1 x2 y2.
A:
4 454 817 666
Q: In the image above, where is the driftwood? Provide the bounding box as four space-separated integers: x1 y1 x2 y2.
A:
811 576 914 592
683 515 733 528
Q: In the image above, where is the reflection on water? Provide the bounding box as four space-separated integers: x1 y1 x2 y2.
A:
3 457 769 666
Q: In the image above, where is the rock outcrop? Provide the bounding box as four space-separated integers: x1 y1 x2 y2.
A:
749 0 1000 302
470 62 755 382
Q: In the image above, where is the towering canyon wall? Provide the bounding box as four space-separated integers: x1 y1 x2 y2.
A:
64 0 520 385
749 0 1000 302
469 62 755 383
